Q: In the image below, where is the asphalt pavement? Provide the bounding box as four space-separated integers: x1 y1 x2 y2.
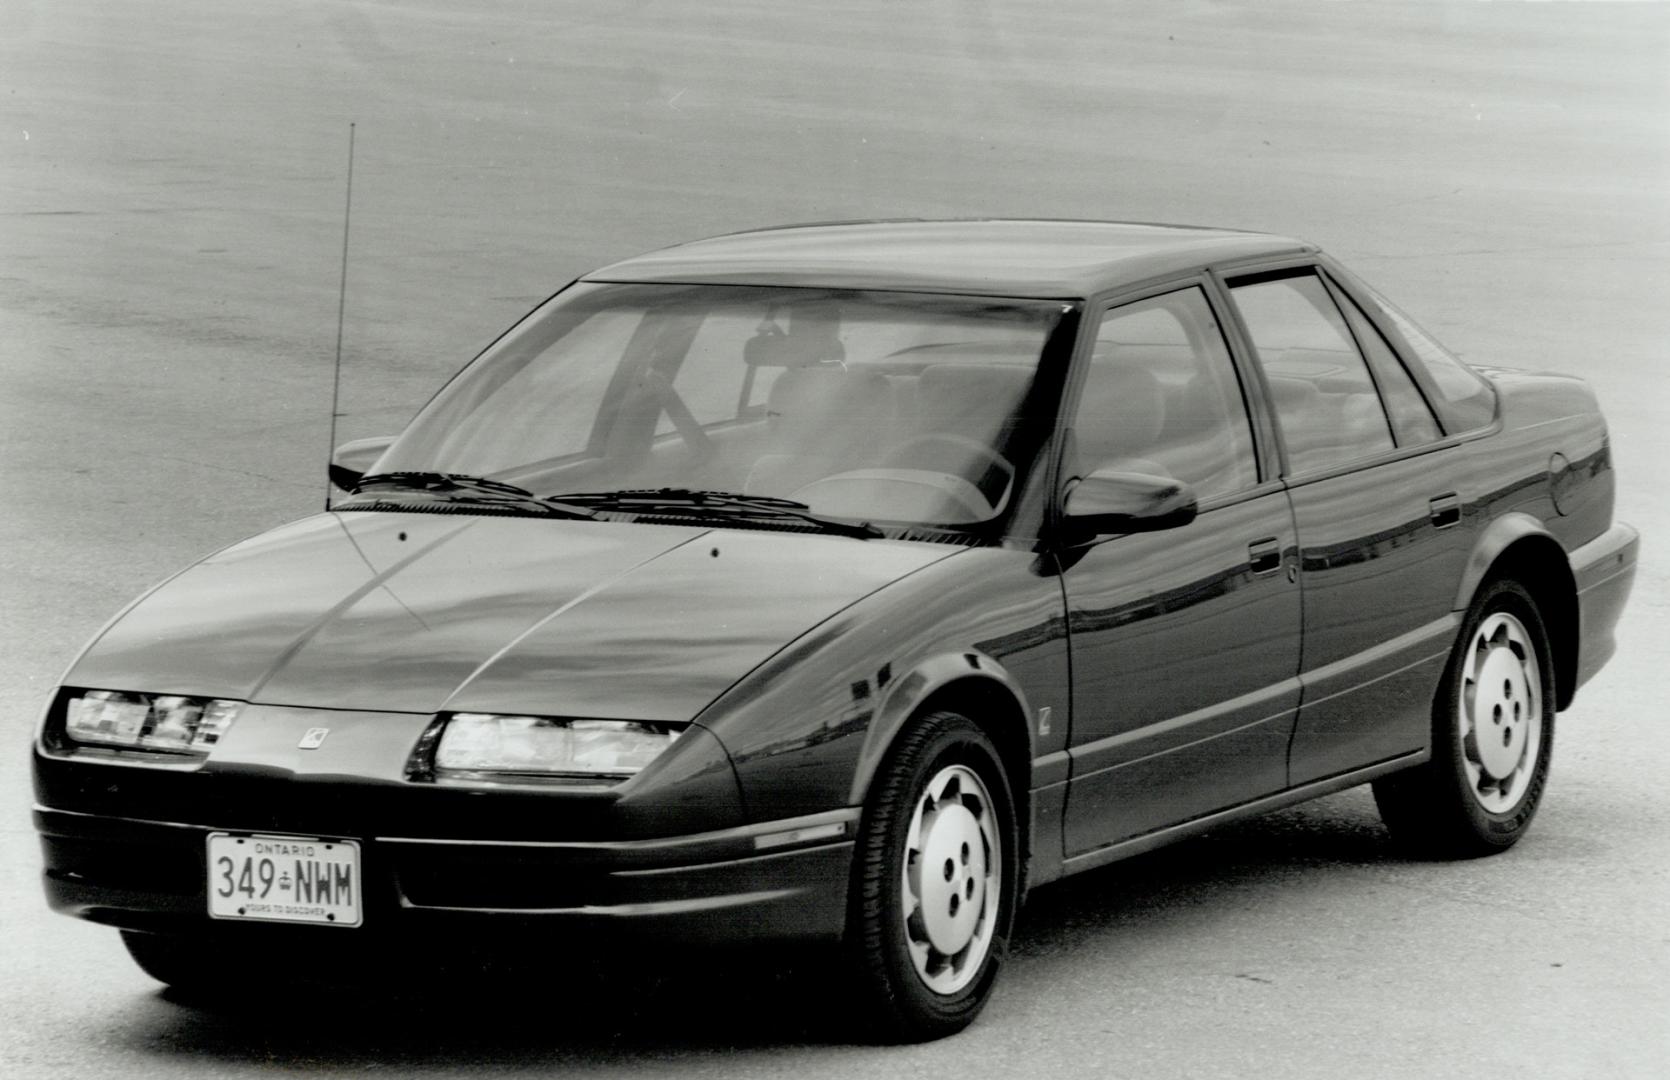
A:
2 2 1666 1077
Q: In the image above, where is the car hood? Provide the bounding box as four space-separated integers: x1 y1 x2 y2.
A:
67 511 955 719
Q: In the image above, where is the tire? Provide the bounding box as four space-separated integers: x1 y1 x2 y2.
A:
845 711 1019 1042
1373 578 1556 858
120 930 225 993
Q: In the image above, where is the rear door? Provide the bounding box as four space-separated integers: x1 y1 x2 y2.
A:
1221 266 1475 785
1060 282 1302 857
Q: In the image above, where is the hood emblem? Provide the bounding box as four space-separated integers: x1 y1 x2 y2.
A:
298 727 331 750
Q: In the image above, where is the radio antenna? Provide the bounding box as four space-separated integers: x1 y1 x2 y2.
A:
325 121 356 509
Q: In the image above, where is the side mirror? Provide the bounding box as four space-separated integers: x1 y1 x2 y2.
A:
1062 467 1198 538
329 435 394 492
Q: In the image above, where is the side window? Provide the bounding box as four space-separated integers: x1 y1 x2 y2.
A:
1229 272 1395 475
1331 284 1442 446
1074 286 1258 500
1375 303 1497 432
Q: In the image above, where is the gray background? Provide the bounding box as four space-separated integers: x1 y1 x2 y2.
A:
2 2 1665 1076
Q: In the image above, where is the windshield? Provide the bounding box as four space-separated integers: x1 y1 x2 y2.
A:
374 283 1065 528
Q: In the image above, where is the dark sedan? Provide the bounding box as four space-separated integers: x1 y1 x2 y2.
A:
34 220 1637 1040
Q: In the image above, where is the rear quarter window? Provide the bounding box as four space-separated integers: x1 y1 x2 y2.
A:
1369 301 1497 433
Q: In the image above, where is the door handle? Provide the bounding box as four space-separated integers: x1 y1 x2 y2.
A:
1248 537 1282 575
1429 493 1461 530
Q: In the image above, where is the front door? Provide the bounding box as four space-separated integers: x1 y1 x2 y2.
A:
1061 283 1302 857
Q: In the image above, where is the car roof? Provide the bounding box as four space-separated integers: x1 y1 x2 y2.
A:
582 219 1314 299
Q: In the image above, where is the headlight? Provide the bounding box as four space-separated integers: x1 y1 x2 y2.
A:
61 689 241 754
431 713 684 779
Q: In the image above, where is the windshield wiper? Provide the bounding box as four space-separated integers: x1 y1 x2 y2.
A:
344 472 596 519
545 488 881 539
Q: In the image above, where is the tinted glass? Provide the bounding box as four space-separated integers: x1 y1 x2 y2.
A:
1230 273 1395 475
1075 286 1257 500
1333 285 1441 446
377 283 1064 527
414 307 639 466
666 306 775 431
1376 303 1497 432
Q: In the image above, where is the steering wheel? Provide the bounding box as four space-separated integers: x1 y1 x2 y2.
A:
879 434 1014 502
791 467 997 523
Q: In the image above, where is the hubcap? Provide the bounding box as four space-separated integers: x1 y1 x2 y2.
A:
1459 611 1544 813
901 763 1001 995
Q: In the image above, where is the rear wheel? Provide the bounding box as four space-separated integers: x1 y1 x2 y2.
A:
1374 578 1556 857
845 711 1018 1042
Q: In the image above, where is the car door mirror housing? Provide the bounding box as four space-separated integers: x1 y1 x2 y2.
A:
1062 467 1198 538
329 435 395 491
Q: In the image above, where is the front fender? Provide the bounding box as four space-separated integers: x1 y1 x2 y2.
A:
846 652 1035 807
692 546 1069 826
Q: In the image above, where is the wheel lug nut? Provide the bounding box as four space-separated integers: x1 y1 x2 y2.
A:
943 859 954 881
960 842 970 865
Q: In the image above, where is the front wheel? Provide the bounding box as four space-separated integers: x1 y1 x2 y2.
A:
845 711 1019 1042
1373 578 1556 857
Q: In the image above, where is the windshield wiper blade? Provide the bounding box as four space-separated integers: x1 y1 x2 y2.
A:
550 488 813 509
346 472 596 519
353 471 539 497
545 488 881 539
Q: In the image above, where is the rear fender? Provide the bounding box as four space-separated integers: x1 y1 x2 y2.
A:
1453 511 1579 708
1453 512 1558 612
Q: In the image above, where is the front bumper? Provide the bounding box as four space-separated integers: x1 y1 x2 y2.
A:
34 698 855 946
35 805 857 947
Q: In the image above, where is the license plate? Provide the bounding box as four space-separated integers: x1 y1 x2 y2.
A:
206 833 362 927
